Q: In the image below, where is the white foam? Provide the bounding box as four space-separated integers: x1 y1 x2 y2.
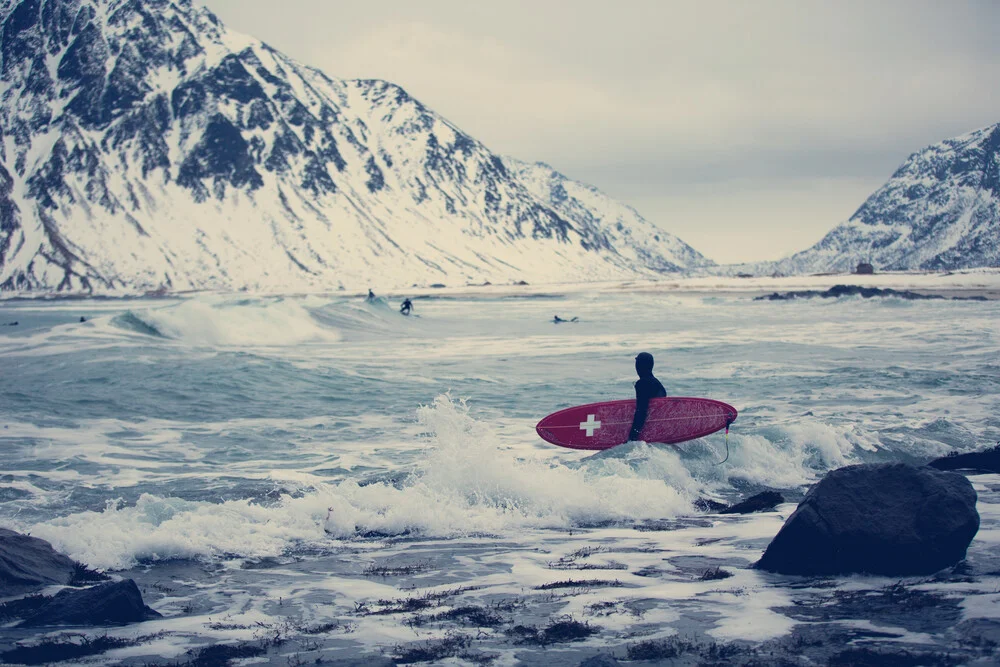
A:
30 494 331 570
24 393 898 571
31 396 699 569
127 297 341 347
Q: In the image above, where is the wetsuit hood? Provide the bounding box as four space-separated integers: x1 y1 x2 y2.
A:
635 352 655 377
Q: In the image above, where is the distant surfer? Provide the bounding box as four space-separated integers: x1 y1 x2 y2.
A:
553 315 578 323
366 289 376 303
400 298 413 316
628 352 666 442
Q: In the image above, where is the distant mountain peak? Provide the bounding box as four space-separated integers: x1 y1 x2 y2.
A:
770 122 1000 274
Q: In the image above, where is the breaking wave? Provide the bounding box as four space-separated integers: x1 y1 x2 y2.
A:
29 395 885 571
110 298 340 347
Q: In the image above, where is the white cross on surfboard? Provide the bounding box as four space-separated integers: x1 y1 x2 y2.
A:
579 414 601 437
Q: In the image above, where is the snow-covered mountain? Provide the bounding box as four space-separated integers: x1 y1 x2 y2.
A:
0 0 711 294
504 159 711 273
772 124 1000 274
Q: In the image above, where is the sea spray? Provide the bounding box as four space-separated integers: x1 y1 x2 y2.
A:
327 395 697 536
30 494 333 570
32 396 703 568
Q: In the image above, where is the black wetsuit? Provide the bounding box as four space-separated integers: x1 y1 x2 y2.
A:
629 373 666 441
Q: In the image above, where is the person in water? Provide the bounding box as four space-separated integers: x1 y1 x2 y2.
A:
400 298 413 316
366 289 376 303
552 315 579 323
628 352 666 442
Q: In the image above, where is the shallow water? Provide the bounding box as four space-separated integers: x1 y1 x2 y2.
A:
1 288 999 663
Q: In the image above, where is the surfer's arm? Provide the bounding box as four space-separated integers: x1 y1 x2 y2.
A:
629 385 650 441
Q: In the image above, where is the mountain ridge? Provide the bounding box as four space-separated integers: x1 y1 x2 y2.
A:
768 122 1000 275
0 0 712 294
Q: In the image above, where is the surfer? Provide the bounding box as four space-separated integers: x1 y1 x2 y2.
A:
628 352 666 442
553 315 579 323
366 289 376 303
400 298 413 316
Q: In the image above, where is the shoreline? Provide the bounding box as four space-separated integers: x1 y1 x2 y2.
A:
3 480 998 666
2 269 1000 303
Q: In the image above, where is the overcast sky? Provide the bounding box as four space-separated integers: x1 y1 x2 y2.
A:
201 0 1000 264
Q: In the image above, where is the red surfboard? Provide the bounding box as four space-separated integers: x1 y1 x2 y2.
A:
536 397 737 450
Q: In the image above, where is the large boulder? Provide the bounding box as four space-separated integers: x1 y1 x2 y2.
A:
0 528 78 596
756 463 979 576
19 579 161 627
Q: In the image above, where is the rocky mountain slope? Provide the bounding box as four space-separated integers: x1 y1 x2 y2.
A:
773 123 1000 274
0 0 712 294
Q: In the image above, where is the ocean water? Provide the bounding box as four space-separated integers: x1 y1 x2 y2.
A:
2 287 999 664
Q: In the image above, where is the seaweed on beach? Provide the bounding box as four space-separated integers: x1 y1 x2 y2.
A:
548 547 628 571
637 518 714 532
586 600 621 615
700 567 734 581
777 583 962 634
535 578 623 590
626 636 742 662
506 618 597 645
0 635 137 665
549 560 628 571
178 642 269 667
741 623 990 667
69 562 111 585
363 561 431 577
297 621 343 635
368 596 435 615
432 605 505 627
391 631 495 664
827 646 962 666
360 585 477 616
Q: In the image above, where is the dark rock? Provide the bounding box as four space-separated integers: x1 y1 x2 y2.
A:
929 444 1000 474
0 528 77 596
696 491 784 514
579 654 620 666
755 284 987 302
177 642 269 667
855 262 875 274
0 635 134 665
694 498 729 513
19 579 161 626
176 113 263 199
720 491 785 514
756 463 979 576
364 155 385 192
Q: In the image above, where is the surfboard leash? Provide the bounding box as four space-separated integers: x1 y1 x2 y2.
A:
715 419 733 465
